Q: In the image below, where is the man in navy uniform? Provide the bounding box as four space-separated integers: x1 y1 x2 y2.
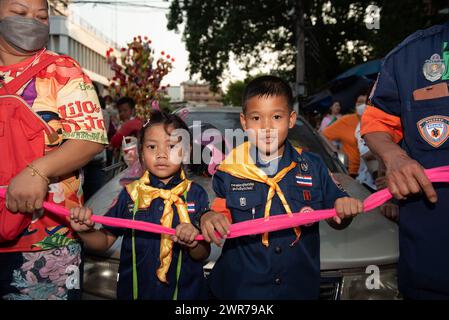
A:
362 22 449 299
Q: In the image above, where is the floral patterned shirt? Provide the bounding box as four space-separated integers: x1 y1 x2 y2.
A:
0 49 108 253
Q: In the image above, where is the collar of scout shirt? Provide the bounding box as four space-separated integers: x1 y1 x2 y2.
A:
148 171 183 189
126 169 192 283
217 140 302 247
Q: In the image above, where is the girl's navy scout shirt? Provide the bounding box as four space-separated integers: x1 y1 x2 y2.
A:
103 172 209 300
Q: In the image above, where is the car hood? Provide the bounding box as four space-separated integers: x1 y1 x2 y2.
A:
86 171 398 270
319 173 398 270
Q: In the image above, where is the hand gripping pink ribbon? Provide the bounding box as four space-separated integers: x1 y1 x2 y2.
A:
2 166 449 241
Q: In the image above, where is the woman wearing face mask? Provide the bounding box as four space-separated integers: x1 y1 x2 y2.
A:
0 0 107 300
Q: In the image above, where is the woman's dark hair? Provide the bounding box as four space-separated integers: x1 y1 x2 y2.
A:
139 109 190 151
328 100 341 114
117 96 136 110
242 75 293 113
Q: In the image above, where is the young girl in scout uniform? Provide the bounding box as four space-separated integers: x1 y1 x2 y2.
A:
201 76 364 299
70 110 210 300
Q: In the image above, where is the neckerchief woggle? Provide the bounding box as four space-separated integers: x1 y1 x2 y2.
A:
2 166 449 242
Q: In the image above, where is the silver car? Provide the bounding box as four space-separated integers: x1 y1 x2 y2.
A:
82 107 399 300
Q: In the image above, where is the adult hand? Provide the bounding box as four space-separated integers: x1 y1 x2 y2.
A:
384 151 437 203
6 166 48 213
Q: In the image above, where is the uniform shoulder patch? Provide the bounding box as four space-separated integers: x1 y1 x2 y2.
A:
417 115 449 148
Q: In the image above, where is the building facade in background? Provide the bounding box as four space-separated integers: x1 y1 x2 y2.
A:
47 0 119 93
180 80 223 107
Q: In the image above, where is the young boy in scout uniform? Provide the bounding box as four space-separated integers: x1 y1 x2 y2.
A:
200 75 363 299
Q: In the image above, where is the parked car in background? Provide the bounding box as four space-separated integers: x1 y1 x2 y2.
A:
82 107 399 300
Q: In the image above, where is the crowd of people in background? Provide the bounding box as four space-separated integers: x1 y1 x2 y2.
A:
82 93 144 201
306 93 398 222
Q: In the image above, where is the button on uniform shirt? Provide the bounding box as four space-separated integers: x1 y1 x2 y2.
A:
208 140 347 299
361 22 449 299
103 173 209 300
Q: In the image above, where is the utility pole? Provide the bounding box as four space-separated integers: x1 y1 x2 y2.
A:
295 0 306 113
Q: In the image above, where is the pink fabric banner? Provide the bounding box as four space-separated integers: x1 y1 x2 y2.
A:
2 166 449 240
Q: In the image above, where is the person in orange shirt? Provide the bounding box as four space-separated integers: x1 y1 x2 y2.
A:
322 95 367 177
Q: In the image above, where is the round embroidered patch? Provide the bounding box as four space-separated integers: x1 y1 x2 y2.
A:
300 206 315 227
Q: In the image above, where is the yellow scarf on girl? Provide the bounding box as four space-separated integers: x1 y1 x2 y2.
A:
126 170 191 283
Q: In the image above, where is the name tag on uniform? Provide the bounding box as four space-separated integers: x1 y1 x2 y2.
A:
230 182 255 192
413 82 449 101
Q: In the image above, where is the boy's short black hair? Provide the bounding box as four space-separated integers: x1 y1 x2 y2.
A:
117 96 135 110
242 75 294 113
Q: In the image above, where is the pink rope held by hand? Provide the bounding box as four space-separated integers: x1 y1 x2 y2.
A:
1 166 449 241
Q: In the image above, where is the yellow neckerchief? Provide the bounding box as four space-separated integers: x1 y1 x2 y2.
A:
126 170 191 283
217 141 302 246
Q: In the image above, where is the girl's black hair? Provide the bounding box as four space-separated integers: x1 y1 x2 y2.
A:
139 109 190 150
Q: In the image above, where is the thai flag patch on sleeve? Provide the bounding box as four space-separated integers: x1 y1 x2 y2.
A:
187 202 195 213
296 175 313 187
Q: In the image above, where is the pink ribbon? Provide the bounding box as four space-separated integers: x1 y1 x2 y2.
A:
2 166 449 241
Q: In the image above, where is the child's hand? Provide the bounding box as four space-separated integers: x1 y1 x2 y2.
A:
171 223 199 248
69 207 95 232
333 197 364 224
200 211 230 246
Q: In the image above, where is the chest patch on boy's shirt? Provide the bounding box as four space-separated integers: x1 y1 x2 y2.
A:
230 182 255 192
303 190 312 201
296 174 313 187
187 202 195 213
300 206 315 227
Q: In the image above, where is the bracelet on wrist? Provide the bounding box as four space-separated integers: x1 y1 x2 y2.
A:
27 164 50 184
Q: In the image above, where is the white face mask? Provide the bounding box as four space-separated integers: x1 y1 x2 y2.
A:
356 103 366 116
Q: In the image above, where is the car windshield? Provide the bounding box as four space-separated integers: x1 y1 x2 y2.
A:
180 110 344 173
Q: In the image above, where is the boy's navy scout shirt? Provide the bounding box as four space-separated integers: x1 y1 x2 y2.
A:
208 140 347 299
361 22 449 299
103 172 209 300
